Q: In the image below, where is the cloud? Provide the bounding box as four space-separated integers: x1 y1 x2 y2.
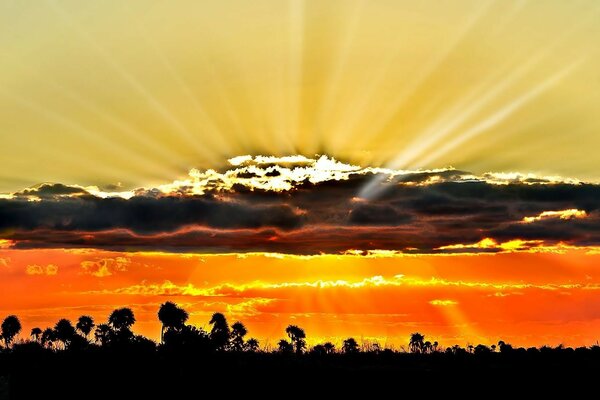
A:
429 299 458 306
26 264 59 276
80 257 130 277
86 274 594 298
521 209 587 223
1 155 600 254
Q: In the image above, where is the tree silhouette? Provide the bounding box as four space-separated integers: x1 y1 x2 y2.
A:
342 338 359 354
323 342 335 354
108 308 136 332
1 315 22 348
409 332 425 353
30 327 43 343
498 340 513 354
76 316 95 339
158 301 189 343
278 339 294 354
163 325 211 352
285 325 306 354
424 341 432 354
246 338 260 352
94 324 113 347
54 319 76 349
209 313 230 351
230 321 248 352
41 328 56 349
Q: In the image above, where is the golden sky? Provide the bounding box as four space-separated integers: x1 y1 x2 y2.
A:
1 0 600 191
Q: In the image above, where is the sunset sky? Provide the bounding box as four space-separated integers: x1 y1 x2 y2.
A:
2 0 600 349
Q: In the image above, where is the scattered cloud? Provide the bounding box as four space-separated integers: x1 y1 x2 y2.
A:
26 264 59 276
80 257 130 277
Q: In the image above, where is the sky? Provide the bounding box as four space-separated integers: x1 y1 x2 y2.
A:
1 0 600 349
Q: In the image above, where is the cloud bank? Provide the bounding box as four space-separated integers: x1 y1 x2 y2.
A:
2 155 600 254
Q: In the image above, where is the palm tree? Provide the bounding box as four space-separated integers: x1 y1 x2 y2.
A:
424 341 432 354
342 338 359 354
41 328 56 349
76 315 95 339
278 339 293 354
1 315 22 348
108 308 136 332
30 327 43 343
54 319 76 349
94 324 113 346
246 338 260 352
409 332 425 353
285 325 306 355
157 302 189 343
209 313 230 351
230 321 248 352
323 342 335 354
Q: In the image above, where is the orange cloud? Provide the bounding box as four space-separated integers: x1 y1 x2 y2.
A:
25 264 59 276
80 257 130 277
429 299 459 306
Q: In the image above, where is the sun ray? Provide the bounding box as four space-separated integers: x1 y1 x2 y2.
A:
44 0 213 161
415 59 584 168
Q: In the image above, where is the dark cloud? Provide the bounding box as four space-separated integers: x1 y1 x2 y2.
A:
2 169 600 254
0 196 305 234
15 183 90 199
348 204 412 226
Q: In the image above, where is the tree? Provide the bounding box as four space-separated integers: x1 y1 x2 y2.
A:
158 302 189 343
246 338 260 352
209 313 230 351
109 308 136 332
1 315 22 348
41 328 56 349
94 324 113 346
311 344 327 356
498 340 513 354
278 339 293 354
424 341 432 354
163 325 211 352
285 325 306 355
409 332 425 353
30 327 43 343
76 316 95 338
230 321 248 352
54 319 76 349
342 338 359 354
474 344 491 355
323 342 335 354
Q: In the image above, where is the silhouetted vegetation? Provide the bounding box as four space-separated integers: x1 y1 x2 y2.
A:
1 305 599 397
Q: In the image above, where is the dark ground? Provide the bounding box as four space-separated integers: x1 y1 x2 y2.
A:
2 349 600 398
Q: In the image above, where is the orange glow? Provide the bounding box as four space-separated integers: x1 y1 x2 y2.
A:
1 248 600 348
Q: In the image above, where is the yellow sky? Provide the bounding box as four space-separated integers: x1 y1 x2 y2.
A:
1 0 600 191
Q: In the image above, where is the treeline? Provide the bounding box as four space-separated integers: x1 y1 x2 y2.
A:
1 302 599 356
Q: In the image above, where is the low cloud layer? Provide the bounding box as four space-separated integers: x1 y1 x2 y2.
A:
2 155 600 254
